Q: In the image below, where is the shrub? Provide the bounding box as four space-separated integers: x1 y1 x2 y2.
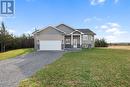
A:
95 38 108 47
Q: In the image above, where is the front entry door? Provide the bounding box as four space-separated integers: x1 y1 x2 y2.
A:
73 39 78 48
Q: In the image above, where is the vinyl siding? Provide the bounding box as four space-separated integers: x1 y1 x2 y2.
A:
82 35 95 48
56 24 74 34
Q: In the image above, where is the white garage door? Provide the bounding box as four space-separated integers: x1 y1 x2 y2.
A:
40 40 62 50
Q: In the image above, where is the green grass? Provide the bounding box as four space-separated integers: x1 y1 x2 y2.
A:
0 48 34 60
19 48 130 87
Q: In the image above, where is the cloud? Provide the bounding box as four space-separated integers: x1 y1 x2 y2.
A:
114 0 119 3
90 0 119 5
100 25 108 29
90 0 106 5
97 22 129 42
102 23 126 35
24 28 35 35
24 30 32 34
8 29 16 34
84 18 91 22
84 16 102 22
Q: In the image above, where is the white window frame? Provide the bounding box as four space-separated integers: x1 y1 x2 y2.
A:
65 38 71 44
83 35 88 41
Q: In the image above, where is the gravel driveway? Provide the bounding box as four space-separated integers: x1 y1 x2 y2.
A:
0 51 63 87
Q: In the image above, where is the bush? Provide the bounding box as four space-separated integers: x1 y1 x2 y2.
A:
95 38 108 47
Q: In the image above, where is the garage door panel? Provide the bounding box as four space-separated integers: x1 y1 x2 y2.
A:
40 41 61 50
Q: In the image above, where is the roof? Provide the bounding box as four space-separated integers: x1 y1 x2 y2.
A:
56 24 75 31
33 24 96 35
33 26 65 35
77 29 96 35
56 24 75 34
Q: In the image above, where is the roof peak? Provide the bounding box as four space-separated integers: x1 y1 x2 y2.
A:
56 24 75 30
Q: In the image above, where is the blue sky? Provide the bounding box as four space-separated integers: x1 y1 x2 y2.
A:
1 0 130 42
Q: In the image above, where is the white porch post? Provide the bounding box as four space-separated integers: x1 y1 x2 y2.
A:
80 34 82 47
71 34 73 48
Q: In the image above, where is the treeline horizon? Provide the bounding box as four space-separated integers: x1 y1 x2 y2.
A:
109 43 130 46
0 22 34 52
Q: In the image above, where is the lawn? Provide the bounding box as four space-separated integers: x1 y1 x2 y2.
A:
0 48 34 60
19 48 130 87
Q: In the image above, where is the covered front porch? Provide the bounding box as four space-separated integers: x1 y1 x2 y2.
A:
64 31 82 48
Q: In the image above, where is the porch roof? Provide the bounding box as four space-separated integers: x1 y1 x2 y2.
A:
77 29 96 35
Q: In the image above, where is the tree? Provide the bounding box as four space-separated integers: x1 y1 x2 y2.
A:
95 38 108 47
0 22 6 52
0 22 34 52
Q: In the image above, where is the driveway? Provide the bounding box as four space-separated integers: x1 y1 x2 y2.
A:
0 51 63 87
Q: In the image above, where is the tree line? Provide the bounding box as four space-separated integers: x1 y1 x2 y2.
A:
95 38 108 47
0 22 34 52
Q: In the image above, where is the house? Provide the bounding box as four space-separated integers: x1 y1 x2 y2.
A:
33 24 96 51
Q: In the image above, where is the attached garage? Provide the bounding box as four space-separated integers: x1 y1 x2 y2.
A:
39 40 62 50
34 26 65 51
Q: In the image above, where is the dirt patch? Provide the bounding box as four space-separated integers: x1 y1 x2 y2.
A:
107 46 130 50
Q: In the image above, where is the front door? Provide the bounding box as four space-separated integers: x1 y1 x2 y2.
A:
73 39 78 48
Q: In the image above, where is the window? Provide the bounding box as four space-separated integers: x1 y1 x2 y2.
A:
83 35 88 41
65 38 71 44
37 40 40 49
90 36 94 41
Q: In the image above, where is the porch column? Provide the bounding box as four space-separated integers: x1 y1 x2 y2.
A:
71 34 73 48
80 34 82 47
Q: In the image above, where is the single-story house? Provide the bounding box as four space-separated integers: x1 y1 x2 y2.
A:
33 24 96 51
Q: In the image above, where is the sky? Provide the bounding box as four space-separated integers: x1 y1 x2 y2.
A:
1 0 130 43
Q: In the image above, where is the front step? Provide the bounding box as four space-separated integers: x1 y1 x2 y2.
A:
64 48 82 52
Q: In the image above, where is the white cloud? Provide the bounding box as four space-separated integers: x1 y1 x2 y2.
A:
106 28 118 33
90 0 119 5
8 29 16 34
93 16 102 21
97 22 129 43
100 25 108 29
104 23 126 35
90 0 106 5
107 22 120 27
114 0 119 3
84 18 91 22
84 16 102 22
24 28 35 35
24 30 32 34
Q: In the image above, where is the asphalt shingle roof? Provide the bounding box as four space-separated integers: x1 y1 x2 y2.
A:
77 29 96 35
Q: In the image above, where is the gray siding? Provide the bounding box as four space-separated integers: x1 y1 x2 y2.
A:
82 35 95 48
56 24 74 34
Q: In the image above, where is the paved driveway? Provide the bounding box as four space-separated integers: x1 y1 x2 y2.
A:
0 51 63 87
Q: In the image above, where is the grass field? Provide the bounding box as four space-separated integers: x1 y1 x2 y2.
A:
108 46 130 50
19 48 130 87
0 48 34 60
